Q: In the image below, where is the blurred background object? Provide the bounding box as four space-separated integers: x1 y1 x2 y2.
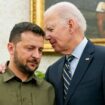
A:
96 1 105 37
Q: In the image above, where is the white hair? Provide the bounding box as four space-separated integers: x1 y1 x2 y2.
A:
45 2 87 33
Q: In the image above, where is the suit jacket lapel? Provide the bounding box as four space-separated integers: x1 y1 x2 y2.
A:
64 41 95 105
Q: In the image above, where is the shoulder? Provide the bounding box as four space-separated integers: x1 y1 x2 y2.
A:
93 44 105 58
49 56 65 68
86 40 105 54
36 77 55 90
45 56 65 77
0 73 7 88
87 41 105 62
95 45 105 52
35 77 55 104
0 73 4 82
36 77 55 97
94 45 105 62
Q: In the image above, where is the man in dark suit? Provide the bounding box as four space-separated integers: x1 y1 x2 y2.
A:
44 2 105 105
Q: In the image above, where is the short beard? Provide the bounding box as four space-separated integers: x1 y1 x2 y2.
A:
14 51 36 76
16 63 35 76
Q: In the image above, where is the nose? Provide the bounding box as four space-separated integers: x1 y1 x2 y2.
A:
45 31 51 40
32 50 41 59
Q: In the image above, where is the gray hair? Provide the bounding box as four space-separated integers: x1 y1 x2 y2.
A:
45 2 87 33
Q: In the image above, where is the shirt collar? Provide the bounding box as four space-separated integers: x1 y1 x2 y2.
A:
3 65 37 83
72 37 88 59
3 68 15 82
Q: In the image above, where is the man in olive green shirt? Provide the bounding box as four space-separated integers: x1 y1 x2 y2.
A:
0 22 55 105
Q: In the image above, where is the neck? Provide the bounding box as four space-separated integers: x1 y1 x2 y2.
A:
8 62 29 82
63 36 84 55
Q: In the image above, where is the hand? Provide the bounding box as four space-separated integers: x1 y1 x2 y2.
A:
0 64 6 73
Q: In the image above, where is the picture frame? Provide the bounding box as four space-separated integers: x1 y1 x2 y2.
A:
30 0 54 52
30 0 105 52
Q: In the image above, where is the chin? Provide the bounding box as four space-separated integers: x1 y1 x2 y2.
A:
31 66 38 71
30 67 36 71
55 49 65 54
55 48 61 52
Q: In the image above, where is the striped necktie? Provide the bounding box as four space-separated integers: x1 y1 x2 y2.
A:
63 55 74 101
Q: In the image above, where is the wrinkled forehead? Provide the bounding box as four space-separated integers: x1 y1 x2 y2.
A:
44 14 61 29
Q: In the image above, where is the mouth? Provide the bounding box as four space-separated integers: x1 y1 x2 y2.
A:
28 61 38 68
50 40 56 47
30 63 36 67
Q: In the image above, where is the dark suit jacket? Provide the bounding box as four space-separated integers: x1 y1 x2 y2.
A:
45 41 105 105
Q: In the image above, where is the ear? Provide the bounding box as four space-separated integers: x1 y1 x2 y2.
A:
68 19 75 33
7 43 15 55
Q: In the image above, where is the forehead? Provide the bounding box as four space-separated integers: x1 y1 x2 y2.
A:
18 31 44 46
44 14 60 28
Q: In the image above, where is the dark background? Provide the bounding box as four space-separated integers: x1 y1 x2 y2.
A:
45 0 104 38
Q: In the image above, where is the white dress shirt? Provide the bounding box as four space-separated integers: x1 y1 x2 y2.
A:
69 37 88 76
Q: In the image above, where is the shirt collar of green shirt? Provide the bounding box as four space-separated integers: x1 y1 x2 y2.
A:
2 61 43 86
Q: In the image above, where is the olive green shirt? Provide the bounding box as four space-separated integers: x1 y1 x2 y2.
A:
0 67 55 105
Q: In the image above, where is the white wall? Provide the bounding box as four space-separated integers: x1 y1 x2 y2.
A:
0 0 61 73
0 0 29 63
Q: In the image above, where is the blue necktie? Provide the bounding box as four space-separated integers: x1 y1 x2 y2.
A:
63 55 74 100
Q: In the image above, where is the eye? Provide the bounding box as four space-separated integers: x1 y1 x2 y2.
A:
26 47 34 51
39 48 43 53
47 28 54 32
